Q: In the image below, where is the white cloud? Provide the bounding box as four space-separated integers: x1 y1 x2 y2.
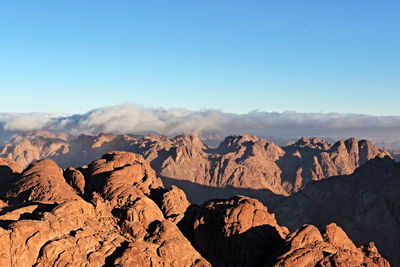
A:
1 104 400 146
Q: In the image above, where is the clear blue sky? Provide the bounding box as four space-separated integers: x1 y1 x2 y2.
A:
0 1 399 115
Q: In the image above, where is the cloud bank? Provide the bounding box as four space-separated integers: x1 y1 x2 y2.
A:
1 104 400 147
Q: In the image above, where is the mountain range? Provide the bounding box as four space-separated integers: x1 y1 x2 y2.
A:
0 130 398 265
0 131 390 197
0 151 389 266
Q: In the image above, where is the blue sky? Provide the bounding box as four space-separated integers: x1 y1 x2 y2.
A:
0 1 399 115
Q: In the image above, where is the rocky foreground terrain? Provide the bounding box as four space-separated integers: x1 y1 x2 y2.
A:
272 156 400 266
0 152 389 266
0 131 389 203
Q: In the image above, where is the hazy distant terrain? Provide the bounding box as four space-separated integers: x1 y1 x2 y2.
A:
1 106 400 149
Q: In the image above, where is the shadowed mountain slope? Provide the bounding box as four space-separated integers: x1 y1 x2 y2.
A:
0 131 389 200
272 156 400 266
0 151 389 266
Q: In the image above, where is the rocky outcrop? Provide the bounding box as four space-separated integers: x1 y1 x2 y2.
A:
114 220 210 267
150 185 190 223
178 195 388 267
0 131 71 168
271 223 389 267
179 196 288 267
0 151 389 266
87 151 163 206
0 151 210 267
273 156 400 266
0 199 125 266
6 159 81 204
63 167 86 196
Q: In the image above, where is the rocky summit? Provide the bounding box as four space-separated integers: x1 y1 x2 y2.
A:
0 151 389 266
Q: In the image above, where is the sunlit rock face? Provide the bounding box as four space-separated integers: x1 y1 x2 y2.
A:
178 195 388 267
0 131 389 202
0 152 210 267
0 151 389 266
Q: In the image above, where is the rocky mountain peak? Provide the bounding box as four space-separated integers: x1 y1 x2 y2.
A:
292 136 332 150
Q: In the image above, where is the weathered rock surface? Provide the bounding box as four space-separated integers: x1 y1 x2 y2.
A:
0 151 210 267
273 156 400 266
63 167 86 196
6 159 81 204
0 132 389 203
0 151 390 266
0 132 395 266
150 185 190 223
0 199 121 267
114 220 210 267
277 137 388 193
87 151 163 207
178 195 388 267
160 134 288 195
179 196 288 267
270 223 389 267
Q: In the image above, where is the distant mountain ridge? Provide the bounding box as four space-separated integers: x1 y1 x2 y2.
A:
0 131 389 199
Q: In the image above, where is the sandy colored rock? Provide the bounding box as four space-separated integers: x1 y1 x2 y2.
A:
150 185 191 223
271 223 389 267
114 220 211 267
0 151 210 267
0 199 114 267
278 137 389 193
6 159 81 204
273 156 400 265
88 151 163 207
120 195 165 239
0 132 389 203
179 195 288 267
0 150 390 266
159 134 288 196
178 194 388 267
0 157 22 174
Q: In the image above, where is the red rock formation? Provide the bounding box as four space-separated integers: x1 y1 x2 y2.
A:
278 137 389 192
114 220 210 267
160 134 288 195
0 132 389 201
178 195 286 267
150 185 190 223
0 151 210 266
273 156 399 265
6 159 81 204
0 151 389 266
63 167 86 195
271 223 389 267
87 151 163 207
179 195 388 267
